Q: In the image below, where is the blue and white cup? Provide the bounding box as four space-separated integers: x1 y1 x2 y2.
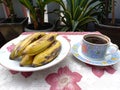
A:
81 34 118 60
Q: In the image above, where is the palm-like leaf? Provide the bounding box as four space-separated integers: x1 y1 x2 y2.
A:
36 0 55 24
19 0 59 29
19 0 36 20
0 0 16 22
55 0 101 31
96 0 113 24
19 0 38 29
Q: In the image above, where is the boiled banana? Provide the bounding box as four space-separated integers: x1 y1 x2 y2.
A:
9 32 45 60
23 33 58 56
20 55 34 67
32 40 61 67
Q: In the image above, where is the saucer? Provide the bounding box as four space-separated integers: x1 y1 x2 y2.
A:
71 42 120 66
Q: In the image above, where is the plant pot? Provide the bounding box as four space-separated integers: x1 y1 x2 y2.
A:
0 32 6 48
25 23 54 32
95 23 120 48
0 17 28 42
0 18 5 23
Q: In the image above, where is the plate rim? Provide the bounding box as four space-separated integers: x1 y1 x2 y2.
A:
0 35 71 72
71 42 120 66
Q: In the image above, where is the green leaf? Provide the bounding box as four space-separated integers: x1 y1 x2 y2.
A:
74 0 81 8
72 20 79 31
84 2 101 17
54 0 100 31
44 0 55 5
19 0 35 13
73 6 82 20
60 26 70 31
79 17 97 26
19 0 36 21
67 0 75 18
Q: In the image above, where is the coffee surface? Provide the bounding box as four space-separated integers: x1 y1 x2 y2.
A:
85 36 107 44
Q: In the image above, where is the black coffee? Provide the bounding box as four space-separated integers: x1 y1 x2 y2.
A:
85 36 107 44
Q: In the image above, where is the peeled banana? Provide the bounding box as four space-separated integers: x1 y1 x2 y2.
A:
32 40 61 67
23 33 58 56
9 32 45 60
20 55 34 67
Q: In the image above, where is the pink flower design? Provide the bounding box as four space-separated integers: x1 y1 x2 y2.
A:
45 66 82 90
9 70 33 78
9 70 19 74
21 72 33 78
21 32 33 35
62 36 71 42
7 44 15 52
7 43 33 78
87 64 116 78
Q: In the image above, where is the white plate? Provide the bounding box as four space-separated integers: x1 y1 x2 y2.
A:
0 35 70 72
71 42 120 66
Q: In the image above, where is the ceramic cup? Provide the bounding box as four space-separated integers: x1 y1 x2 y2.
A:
81 34 118 60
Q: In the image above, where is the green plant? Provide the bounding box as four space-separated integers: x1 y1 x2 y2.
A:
19 0 55 30
0 0 16 22
96 0 116 25
53 0 101 31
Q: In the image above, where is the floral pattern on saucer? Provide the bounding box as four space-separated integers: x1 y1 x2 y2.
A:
71 43 120 66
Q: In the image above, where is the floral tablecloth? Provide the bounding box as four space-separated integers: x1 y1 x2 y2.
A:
0 32 120 90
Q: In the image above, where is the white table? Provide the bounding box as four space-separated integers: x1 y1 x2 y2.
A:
0 32 120 90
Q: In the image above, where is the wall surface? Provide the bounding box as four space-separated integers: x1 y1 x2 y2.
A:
0 0 120 22
115 0 120 19
108 0 120 19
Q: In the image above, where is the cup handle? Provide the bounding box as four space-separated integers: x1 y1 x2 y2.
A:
106 44 118 56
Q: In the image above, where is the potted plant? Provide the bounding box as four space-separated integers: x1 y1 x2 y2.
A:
95 0 120 47
0 0 28 42
0 32 6 47
19 0 56 32
52 0 101 31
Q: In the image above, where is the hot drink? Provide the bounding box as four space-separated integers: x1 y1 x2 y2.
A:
84 36 108 44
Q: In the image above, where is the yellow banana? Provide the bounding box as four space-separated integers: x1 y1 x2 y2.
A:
23 33 58 56
9 40 24 60
9 32 45 60
32 40 61 67
20 55 34 67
